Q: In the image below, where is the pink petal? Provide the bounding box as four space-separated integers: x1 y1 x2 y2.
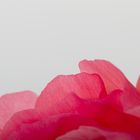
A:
127 106 140 118
79 60 136 94
57 126 134 140
136 76 140 93
105 89 140 111
39 90 123 117
37 93 87 116
2 97 140 140
1 111 97 140
2 91 118 140
79 60 140 110
36 73 106 113
0 91 37 129
3 110 140 140
57 126 106 140
100 90 123 111
0 109 41 140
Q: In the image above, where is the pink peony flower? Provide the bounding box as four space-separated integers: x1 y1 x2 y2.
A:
0 60 140 140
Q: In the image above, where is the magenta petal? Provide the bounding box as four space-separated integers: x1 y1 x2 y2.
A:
1 60 140 140
0 109 41 140
2 90 122 139
2 106 140 140
1 112 97 140
2 95 140 140
57 126 106 140
37 93 86 116
104 89 140 111
136 76 140 93
79 60 140 110
100 90 123 111
36 90 123 117
36 73 106 113
127 106 140 118
0 91 37 129
57 126 134 140
79 60 136 94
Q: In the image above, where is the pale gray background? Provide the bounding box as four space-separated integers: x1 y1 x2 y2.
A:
0 0 140 95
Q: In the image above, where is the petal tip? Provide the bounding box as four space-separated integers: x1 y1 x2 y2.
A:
136 75 140 93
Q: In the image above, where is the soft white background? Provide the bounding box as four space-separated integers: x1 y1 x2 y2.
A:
0 0 140 95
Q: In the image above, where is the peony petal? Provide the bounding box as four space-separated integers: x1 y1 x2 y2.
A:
0 109 41 140
127 106 140 118
99 90 123 111
105 90 140 111
37 90 123 117
0 91 37 129
79 60 140 110
136 76 140 93
1 112 97 140
57 126 106 140
37 93 87 116
3 111 140 140
57 126 134 140
36 73 106 113
79 60 136 94
2 98 140 140
1 90 124 140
